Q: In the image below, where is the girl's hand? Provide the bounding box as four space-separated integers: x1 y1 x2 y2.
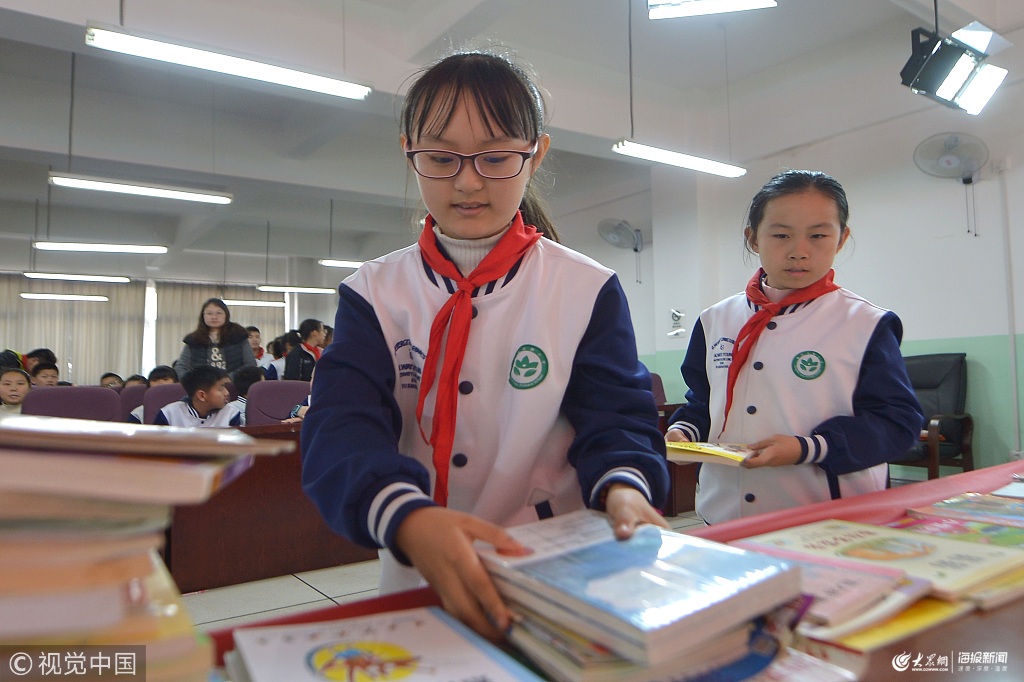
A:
394 507 528 641
741 435 802 467
604 483 670 539
665 427 689 443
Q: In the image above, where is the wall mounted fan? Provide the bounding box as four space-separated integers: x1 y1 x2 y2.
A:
597 219 643 283
913 132 989 184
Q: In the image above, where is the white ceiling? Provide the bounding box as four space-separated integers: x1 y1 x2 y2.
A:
0 0 1022 282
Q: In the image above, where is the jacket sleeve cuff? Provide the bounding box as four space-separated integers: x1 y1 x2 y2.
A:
367 482 436 566
588 467 652 511
795 435 828 464
668 421 700 442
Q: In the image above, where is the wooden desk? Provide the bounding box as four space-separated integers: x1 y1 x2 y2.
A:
208 462 1024 678
166 423 376 593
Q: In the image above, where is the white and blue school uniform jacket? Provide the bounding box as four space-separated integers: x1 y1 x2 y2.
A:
302 237 669 593
153 398 242 428
669 287 922 524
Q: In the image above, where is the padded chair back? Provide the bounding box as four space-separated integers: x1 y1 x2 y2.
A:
650 372 667 406
119 383 148 422
904 353 968 443
245 379 311 426
21 385 121 421
142 382 186 424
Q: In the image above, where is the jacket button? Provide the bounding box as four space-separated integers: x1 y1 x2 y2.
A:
766 321 777 330
471 306 479 319
458 381 473 395
452 453 468 467
744 493 756 502
746 405 757 414
753 361 764 370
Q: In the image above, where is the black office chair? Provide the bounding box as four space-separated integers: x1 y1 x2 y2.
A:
898 352 974 480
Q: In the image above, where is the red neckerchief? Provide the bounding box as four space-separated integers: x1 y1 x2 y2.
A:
416 211 541 505
721 268 839 435
301 342 322 360
254 347 264 360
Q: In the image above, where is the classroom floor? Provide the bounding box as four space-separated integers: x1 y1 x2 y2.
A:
181 511 705 633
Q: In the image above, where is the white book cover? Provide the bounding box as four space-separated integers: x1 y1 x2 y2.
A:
231 606 543 682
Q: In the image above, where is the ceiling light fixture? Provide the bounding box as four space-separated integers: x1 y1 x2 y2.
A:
24 272 130 283
648 0 776 19
85 24 371 100
34 241 168 254
615 4 746 177
319 259 364 269
49 172 232 205
256 285 336 294
20 293 109 302
222 299 287 308
899 4 1009 116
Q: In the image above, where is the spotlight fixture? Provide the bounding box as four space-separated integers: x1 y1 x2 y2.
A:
900 23 1009 116
318 259 364 269
613 140 746 178
49 172 232 205
256 285 336 294
33 242 168 254
649 0 776 19
86 24 371 100
24 272 130 283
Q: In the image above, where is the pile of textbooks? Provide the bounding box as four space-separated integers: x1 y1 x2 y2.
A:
475 510 808 682
0 414 291 682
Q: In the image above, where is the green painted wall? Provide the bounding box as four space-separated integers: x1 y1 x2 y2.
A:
641 334 1022 480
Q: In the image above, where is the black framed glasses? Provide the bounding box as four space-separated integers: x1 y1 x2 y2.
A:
405 143 539 179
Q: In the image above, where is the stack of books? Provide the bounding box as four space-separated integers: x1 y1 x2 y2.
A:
0 414 292 682
475 510 805 682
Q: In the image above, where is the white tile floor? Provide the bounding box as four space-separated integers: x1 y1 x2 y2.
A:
181 511 706 633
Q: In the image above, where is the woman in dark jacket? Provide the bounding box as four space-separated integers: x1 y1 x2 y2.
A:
176 298 255 380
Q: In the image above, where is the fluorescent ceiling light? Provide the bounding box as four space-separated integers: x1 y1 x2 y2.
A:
86 24 371 100
318 259 364 269
34 241 168 254
256 285 336 294
49 172 232 205
24 272 130 283
221 299 287 308
649 0 776 19
20 293 109 302
612 140 746 178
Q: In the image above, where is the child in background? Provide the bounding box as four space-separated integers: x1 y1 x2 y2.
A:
666 169 922 524
1 367 31 414
302 49 668 640
99 372 124 389
127 365 179 424
153 365 240 427
122 374 148 388
228 365 265 426
30 362 61 387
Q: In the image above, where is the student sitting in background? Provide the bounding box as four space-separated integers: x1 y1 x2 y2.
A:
30 362 61 387
227 365 264 426
1 367 31 415
128 365 180 424
100 372 124 389
123 374 148 388
154 365 240 428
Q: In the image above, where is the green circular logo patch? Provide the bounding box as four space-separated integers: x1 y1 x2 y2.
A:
509 344 548 389
792 350 826 380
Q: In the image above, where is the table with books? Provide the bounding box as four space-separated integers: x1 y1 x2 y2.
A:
207 460 1024 681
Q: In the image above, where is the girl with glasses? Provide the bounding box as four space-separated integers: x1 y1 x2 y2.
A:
302 49 669 640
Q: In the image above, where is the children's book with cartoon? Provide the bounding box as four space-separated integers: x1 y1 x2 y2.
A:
906 492 1024 529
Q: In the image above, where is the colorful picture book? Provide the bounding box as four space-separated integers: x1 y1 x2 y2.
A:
906 492 1024 529
665 441 753 466
741 519 1024 600
885 514 1024 548
476 510 800 666
230 606 544 682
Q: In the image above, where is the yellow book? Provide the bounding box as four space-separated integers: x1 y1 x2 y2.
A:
836 597 974 651
665 441 753 466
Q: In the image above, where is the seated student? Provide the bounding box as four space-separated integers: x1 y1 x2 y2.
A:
100 372 124 389
226 365 264 426
1 367 32 415
127 365 180 424
30 362 61 387
153 366 241 428
123 374 148 388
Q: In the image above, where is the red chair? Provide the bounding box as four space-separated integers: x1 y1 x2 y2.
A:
245 380 311 426
21 386 121 421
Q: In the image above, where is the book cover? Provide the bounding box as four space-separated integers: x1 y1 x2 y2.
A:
0 490 170 523
0 549 154 594
0 532 165 567
885 514 1024 548
907 492 1024 529
665 441 753 466
962 564 1024 610
0 413 292 457
0 448 254 504
476 510 800 666
231 606 544 682
742 519 1024 600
